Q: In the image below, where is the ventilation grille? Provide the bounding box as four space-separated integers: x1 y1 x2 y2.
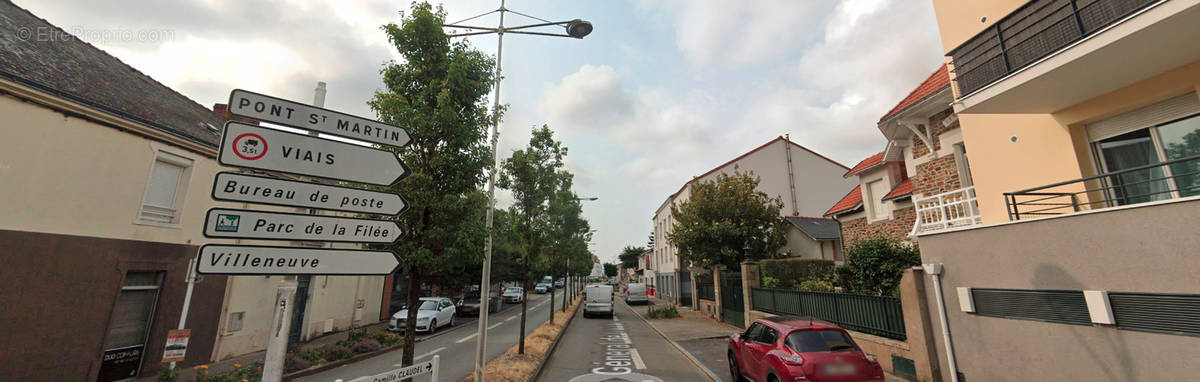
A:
1110 293 1200 337
971 289 1091 325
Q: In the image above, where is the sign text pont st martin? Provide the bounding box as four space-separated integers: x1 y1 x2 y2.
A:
203 208 402 244
212 172 407 215
218 121 409 186
228 89 411 148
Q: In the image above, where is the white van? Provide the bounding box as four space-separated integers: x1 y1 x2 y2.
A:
583 284 614 318
626 283 648 305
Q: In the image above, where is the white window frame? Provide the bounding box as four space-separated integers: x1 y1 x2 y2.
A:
864 178 890 222
953 143 974 187
135 148 195 228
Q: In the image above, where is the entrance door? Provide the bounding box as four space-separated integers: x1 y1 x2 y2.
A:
289 276 311 343
720 271 744 328
678 271 693 307
98 271 162 382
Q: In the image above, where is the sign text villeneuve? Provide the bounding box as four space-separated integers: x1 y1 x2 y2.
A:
203 208 401 243
218 121 408 186
212 172 407 215
228 89 410 148
197 245 400 275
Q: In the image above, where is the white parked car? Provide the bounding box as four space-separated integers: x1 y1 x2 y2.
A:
502 287 524 303
584 284 614 318
390 297 456 333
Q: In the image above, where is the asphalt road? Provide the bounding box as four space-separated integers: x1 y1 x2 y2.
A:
298 289 567 382
537 300 712 382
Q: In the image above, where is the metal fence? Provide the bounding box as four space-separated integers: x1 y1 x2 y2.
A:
949 0 1160 96
1005 154 1200 220
697 282 715 301
751 288 906 340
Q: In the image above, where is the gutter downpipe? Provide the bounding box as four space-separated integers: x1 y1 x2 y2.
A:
923 263 960 382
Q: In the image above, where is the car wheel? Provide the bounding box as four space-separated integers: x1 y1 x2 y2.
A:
430 319 437 333
728 351 742 382
766 374 780 382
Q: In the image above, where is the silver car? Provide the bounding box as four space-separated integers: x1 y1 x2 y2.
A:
390 297 456 333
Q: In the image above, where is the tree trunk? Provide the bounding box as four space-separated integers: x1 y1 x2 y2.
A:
518 253 529 354
549 275 555 324
401 270 420 381
561 271 568 312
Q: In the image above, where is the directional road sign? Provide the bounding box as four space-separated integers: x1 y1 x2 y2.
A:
211 172 407 215
348 356 438 382
228 89 411 148
196 244 400 275
218 121 408 186
203 208 402 244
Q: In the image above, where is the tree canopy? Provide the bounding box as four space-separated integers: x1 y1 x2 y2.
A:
618 245 644 269
666 171 787 269
834 237 921 296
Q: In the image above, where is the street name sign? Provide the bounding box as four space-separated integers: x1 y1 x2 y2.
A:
218 121 408 186
203 208 402 243
348 357 438 382
196 244 401 275
211 172 407 215
228 89 411 148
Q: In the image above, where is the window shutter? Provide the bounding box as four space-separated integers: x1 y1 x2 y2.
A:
970 289 1091 325
1087 92 1200 142
1109 292 1200 337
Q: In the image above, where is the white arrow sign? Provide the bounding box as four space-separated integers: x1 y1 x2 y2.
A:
203 208 403 244
218 121 408 186
349 357 438 382
196 245 400 275
228 89 411 148
211 172 407 215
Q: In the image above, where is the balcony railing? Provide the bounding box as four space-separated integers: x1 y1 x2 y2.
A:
1005 154 1200 220
912 186 982 235
949 0 1162 97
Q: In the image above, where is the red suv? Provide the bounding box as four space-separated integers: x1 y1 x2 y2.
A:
728 316 884 382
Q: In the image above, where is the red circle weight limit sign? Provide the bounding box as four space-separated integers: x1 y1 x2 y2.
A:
231 133 268 160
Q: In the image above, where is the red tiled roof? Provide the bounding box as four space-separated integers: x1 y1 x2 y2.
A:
882 178 912 201
844 152 884 178
824 185 863 217
879 64 950 122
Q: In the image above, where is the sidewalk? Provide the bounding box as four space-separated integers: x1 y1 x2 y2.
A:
629 297 904 382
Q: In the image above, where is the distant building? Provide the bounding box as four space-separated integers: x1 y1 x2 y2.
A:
654 136 855 306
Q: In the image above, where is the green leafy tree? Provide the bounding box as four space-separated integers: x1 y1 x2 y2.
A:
367 2 495 367
618 246 645 269
667 171 787 269
499 125 567 354
603 263 618 278
546 172 591 314
834 237 921 296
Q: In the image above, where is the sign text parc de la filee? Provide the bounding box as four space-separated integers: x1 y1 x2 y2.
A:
203 208 402 244
217 121 408 186
228 89 410 148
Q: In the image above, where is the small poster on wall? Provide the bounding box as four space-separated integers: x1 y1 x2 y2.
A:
160 329 190 363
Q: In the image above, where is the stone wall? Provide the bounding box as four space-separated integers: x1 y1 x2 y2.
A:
839 206 917 247
913 154 962 197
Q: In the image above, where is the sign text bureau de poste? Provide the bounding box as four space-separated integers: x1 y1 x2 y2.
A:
212 172 407 215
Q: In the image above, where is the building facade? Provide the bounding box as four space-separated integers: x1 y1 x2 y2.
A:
653 136 856 304
917 0 1200 380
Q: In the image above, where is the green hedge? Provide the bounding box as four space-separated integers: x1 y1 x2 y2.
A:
759 258 835 288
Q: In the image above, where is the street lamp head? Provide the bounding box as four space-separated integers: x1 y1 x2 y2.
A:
566 19 593 38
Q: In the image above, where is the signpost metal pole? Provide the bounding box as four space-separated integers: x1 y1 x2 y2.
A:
261 280 297 382
168 256 197 370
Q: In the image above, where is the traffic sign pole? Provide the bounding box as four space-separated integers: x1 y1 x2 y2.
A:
261 280 296 382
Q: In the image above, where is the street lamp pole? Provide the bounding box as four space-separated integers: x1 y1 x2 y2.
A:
442 4 592 381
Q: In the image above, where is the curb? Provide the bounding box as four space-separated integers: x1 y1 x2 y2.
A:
529 296 583 382
624 300 723 382
282 317 477 381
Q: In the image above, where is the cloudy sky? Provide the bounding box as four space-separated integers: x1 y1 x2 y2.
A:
21 0 945 264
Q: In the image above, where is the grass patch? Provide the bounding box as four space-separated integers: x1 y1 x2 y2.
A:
461 297 582 382
645 304 680 319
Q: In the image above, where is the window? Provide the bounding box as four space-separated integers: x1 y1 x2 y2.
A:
864 179 889 220
1088 93 1200 205
138 151 193 225
786 330 859 353
744 323 765 341
758 327 779 344
228 312 245 332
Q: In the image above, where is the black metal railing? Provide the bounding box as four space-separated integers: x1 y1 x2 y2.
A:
1005 154 1200 220
697 282 715 301
949 0 1162 96
751 288 906 340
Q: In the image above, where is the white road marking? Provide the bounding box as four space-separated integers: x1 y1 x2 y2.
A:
456 333 478 344
505 315 518 322
489 322 502 330
630 348 646 370
392 346 445 366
